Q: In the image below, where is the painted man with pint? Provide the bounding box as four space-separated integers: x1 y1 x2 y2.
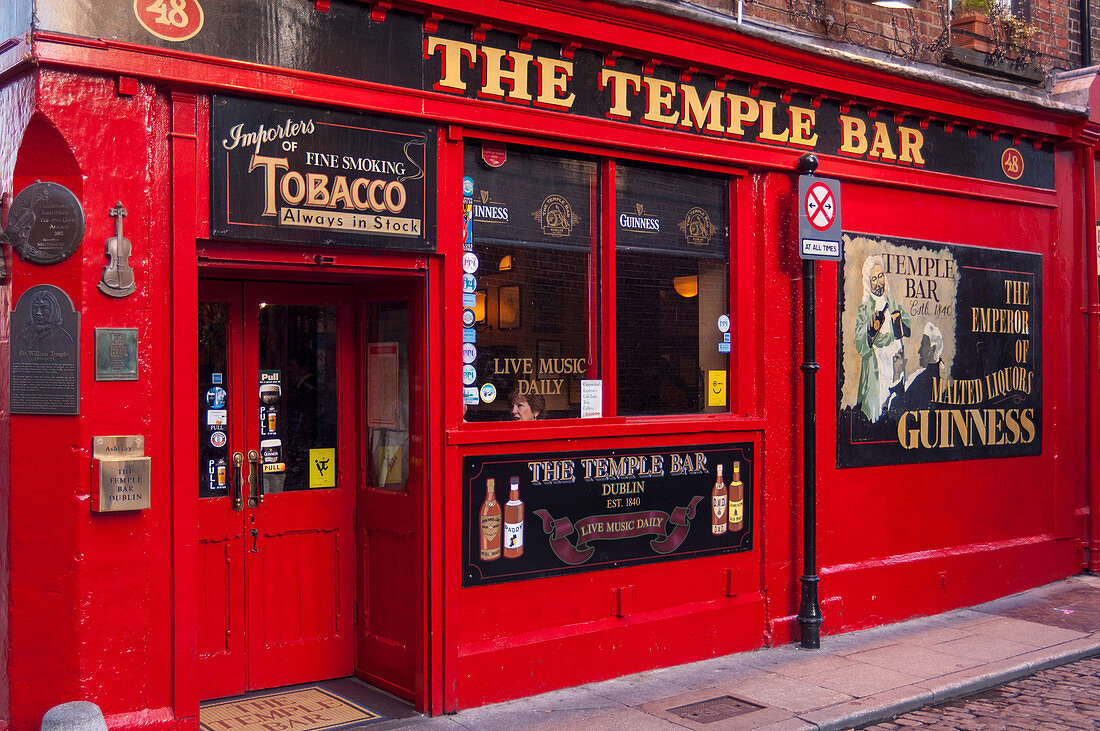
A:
854 254 911 422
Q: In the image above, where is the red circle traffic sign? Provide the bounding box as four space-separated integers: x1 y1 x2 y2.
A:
805 181 836 231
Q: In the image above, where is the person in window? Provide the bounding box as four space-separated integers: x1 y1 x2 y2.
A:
510 390 545 421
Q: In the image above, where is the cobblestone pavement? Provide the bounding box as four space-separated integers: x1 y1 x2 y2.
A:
859 654 1100 730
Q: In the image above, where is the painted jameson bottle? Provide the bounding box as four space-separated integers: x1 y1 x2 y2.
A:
479 478 502 561
503 476 524 558
728 461 744 532
711 463 727 535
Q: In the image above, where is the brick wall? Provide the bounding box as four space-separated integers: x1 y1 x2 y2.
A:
672 0 1090 77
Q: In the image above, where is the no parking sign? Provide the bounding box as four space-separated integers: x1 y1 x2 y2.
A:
798 175 842 261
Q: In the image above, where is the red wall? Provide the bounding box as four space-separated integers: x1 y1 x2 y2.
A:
5 72 185 729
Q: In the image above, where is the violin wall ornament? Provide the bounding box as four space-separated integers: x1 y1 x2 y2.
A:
98 201 137 297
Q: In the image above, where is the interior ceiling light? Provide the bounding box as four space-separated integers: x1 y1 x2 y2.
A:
673 275 698 298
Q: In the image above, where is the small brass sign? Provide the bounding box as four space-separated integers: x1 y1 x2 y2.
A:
93 435 144 459
92 435 150 512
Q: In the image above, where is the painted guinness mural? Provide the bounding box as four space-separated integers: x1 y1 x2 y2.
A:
836 234 1042 467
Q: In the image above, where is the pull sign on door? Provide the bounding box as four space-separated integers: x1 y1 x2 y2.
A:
798 175 843 262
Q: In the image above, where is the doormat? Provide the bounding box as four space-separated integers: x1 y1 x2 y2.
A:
200 686 384 731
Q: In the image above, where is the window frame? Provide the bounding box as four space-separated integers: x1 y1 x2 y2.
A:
455 130 749 435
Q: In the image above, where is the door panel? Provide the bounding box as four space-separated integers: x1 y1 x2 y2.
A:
356 290 424 701
197 287 246 700
198 280 355 699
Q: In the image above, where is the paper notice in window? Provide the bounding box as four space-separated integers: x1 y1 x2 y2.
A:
708 370 727 407
581 379 602 418
367 342 399 429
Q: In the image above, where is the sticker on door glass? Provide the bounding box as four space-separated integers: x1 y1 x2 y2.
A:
309 448 336 488
708 370 727 407
260 438 285 473
479 382 497 403
206 409 227 426
205 386 226 408
210 430 227 448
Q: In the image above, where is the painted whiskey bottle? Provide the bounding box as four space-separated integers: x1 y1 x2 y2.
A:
503 477 524 558
728 461 744 532
479 478 502 561
711 463 727 535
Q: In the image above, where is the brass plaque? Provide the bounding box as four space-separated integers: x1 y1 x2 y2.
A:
95 457 151 512
94 328 139 381
93 435 144 459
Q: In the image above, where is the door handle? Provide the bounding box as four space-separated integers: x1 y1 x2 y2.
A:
231 452 244 511
247 449 263 508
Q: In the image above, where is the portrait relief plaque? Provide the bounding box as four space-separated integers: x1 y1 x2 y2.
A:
5 181 86 265
10 284 80 414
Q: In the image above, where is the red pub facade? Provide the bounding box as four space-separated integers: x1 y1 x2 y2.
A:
1 0 1098 728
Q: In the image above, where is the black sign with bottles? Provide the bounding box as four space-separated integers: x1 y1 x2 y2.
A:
462 443 754 587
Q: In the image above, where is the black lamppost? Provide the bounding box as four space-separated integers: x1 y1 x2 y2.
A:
796 152 824 650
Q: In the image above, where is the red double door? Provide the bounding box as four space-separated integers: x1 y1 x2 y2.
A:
197 278 423 702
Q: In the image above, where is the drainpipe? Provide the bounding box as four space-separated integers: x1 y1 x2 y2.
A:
1081 0 1092 68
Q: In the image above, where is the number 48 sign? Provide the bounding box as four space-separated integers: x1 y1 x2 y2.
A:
798 175 843 262
134 0 206 42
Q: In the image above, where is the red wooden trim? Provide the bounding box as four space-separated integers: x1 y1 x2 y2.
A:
169 89 200 721
26 28 1080 141
445 415 767 446
438 131 463 714
429 124 462 714
601 159 617 416
24 37 1071 208
1088 150 1100 571
734 177 760 417
727 176 738 413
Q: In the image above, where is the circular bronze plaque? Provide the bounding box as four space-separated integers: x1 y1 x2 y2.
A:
5 181 85 265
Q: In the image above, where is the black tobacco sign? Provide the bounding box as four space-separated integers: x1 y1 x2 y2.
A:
836 234 1042 467
463 443 754 586
210 96 435 250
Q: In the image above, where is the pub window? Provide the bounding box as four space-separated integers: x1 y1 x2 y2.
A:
461 143 597 421
614 163 730 416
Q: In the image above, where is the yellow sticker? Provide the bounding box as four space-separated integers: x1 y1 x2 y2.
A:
309 448 336 488
708 370 727 407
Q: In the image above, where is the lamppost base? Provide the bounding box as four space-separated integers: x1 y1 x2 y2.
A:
797 573 823 649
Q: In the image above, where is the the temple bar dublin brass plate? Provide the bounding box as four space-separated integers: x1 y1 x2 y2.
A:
5 181 86 265
10 284 80 414
95 328 139 381
93 435 150 512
